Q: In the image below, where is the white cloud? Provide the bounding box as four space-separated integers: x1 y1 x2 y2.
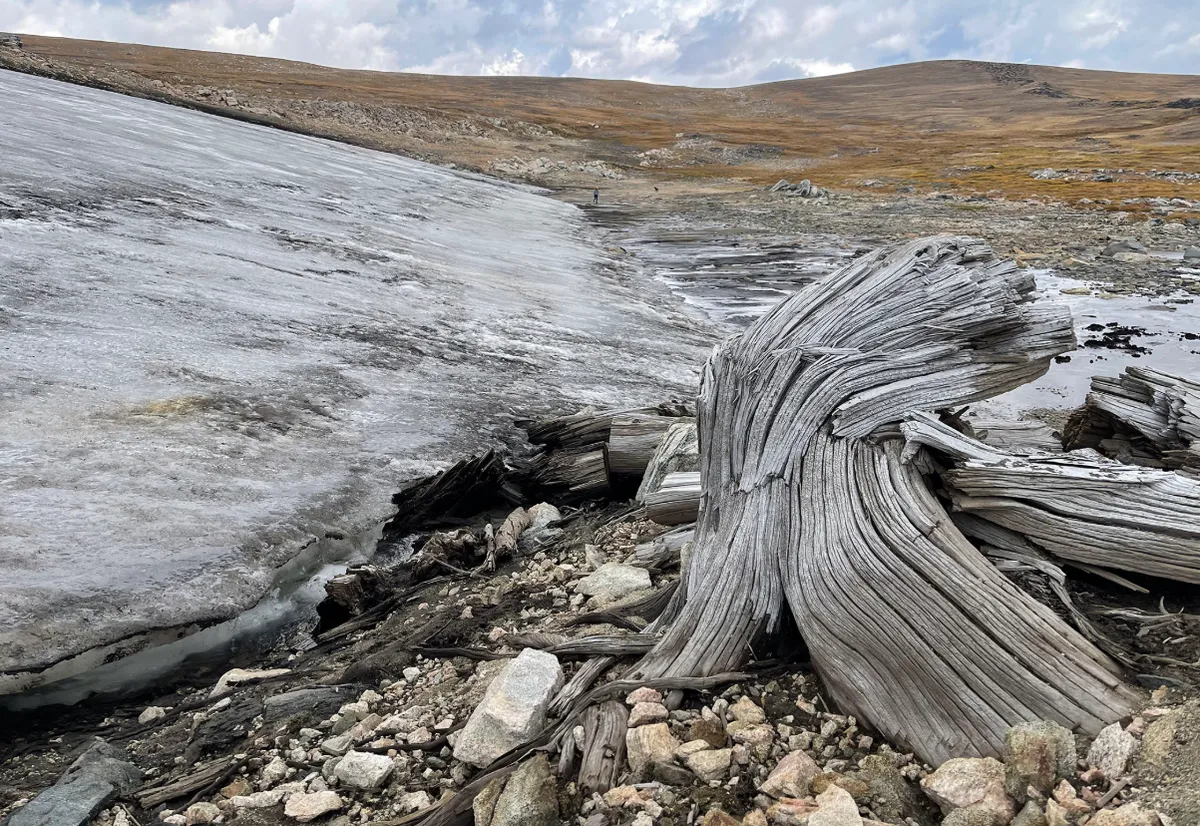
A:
0 0 1194 87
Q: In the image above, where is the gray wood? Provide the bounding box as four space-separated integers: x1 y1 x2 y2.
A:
636 421 699 503
625 236 1135 766
608 414 678 476
643 471 701 526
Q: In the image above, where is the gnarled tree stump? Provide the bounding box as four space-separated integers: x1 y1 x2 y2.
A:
629 236 1136 764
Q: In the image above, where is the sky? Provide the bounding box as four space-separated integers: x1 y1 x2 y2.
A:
2 0 1197 86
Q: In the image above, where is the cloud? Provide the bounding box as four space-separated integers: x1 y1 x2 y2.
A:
1 0 1195 86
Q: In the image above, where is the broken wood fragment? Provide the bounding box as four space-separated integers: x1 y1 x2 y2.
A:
608 414 680 476
643 471 701 526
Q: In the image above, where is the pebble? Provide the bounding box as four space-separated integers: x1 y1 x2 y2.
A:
139 707 168 725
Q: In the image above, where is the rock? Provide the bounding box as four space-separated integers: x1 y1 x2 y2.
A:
627 723 681 774
809 785 862 826
184 804 220 826
1011 801 1047 826
768 797 820 825
702 810 741 826
1086 723 1137 780
744 810 769 826
627 687 663 705
489 755 557 826
263 686 357 724
685 747 733 782
1087 804 1161 826
402 666 421 682
921 757 1015 825
851 755 924 822
574 563 651 600
730 696 767 723
221 777 252 799
6 739 142 826
1112 252 1151 264
230 791 286 809
1184 246 1200 262
332 751 394 789
650 760 694 786
688 717 727 748
762 750 822 798
728 721 774 759
283 791 344 822
210 667 290 699
472 778 505 826
675 739 713 760
1003 722 1077 800
138 706 168 724
261 756 289 786
628 702 669 727
453 649 564 767
397 791 433 813
1102 240 1147 257
942 811 1000 826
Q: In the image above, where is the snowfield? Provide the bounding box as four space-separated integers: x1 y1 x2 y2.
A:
0 71 711 693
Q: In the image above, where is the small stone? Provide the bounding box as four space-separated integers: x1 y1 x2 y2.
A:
283 791 344 822
397 791 433 813
164 817 187 826
1003 722 1077 801
220 777 252 799
333 751 394 789
701 810 741 826
1087 804 1162 826
730 696 767 724
809 785 862 826
472 778 505 826
728 721 774 760
686 747 733 782
688 717 728 748
675 739 713 760
627 723 681 774
407 727 433 744
1086 723 1137 781
1011 800 1047 826
627 687 663 705
762 750 822 799
574 563 651 600
602 785 645 808
744 810 769 826
402 666 421 682
230 790 286 809
1184 246 1200 263
651 760 694 786
628 702 669 727
184 804 220 826
921 757 1015 825
768 797 819 826
139 707 168 725
261 756 289 786
942 811 1000 826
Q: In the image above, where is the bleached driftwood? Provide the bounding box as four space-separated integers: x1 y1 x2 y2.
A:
1065 367 1200 471
627 236 1135 765
968 418 1063 453
904 412 1200 584
528 446 609 498
635 420 699 502
607 414 678 476
643 471 701 526
483 507 532 571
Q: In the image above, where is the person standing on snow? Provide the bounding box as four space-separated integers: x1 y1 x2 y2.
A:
593 188 599 205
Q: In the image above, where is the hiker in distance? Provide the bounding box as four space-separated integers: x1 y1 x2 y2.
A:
593 188 599 205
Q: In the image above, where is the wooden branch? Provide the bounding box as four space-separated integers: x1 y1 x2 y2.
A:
625 236 1134 766
484 507 531 571
578 701 629 794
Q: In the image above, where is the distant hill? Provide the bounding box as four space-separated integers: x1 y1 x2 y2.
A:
3 34 1198 203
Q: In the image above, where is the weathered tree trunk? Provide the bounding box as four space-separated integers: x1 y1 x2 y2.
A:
628 236 1137 765
636 420 699 503
643 471 702 526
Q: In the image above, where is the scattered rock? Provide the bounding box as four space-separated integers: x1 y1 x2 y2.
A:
762 750 822 798
1087 804 1161 826
1102 240 1147 257
453 649 564 767
184 803 220 826
209 667 290 699
1086 722 1137 781
1011 800 1047 826
283 791 344 822
627 723 681 774
922 757 1015 825
1112 252 1152 264
730 696 767 724
221 777 252 799
688 717 727 748
809 785 863 826
489 755 558 826
942 810 1000 826
1003 721 1077 799
767 797 820 826
574 563 651 600
261 756 289 786
685 747 733 782
230 791 286 809
702 810 741 826
628 701 669 727
744 810 769 826
6 739 142 826
138 706 167 724
332 750 394 789
627 687 664 705
397 791 433 813
472 778 505 826
1184 246 1200 262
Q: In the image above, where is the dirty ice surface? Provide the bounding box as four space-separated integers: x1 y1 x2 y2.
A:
0 71 711 692
976 273 1200 419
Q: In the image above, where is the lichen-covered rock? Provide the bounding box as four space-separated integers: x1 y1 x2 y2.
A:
574 563 651 600
922 758 1016 826
762 750 822 799
1086 804 1162 826
628 701 669 727
1011 801 1047 826
1086 723 1137 781
283 791 344 822
809 785 863 826
730 696 767 724
1003 722 1077 800
332 750 394 789
184 803 220 826
686 748 733 782
942 810 1001 826
453 649 564 768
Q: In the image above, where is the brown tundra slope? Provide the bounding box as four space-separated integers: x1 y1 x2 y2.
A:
2 33 1198 208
